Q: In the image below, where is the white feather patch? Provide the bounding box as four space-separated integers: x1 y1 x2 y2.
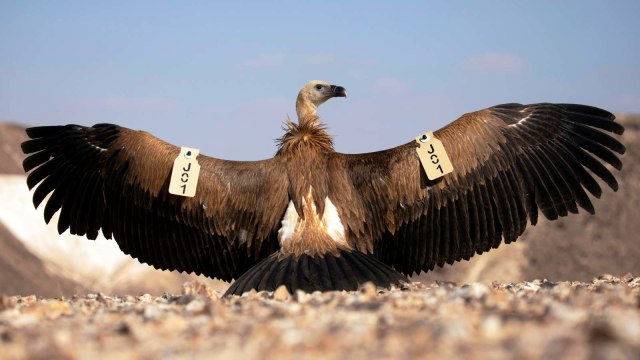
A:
278 201 299 247
277 195 347 247
322 197 347 245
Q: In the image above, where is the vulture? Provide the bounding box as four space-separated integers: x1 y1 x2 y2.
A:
21 80 626 296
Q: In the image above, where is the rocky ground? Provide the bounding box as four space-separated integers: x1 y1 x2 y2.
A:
1 275 639 360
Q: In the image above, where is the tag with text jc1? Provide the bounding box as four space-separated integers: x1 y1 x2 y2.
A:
169 147 201 197
415 131 453 180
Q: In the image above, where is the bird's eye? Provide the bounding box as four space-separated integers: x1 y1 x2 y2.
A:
315 84 323 90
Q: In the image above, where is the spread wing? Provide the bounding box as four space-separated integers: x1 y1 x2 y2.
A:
330 103 625 275
21 124 290 281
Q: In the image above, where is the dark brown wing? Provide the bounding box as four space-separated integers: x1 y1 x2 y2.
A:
330 103 625 275
21 124 290 281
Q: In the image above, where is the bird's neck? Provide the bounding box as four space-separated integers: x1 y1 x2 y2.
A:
279 92 332 156
296 93 318 124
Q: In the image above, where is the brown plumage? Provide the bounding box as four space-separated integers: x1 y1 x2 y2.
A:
21 80 625 295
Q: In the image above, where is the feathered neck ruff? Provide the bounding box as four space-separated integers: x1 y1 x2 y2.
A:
276 115 334 156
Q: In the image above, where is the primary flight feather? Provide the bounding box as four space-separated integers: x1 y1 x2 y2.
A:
21 80 625 295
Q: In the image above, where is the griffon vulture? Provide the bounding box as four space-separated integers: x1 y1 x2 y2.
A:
21 80 625 295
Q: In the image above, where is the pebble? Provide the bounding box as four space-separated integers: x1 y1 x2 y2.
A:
451 282 490 301
142 304 164 320
273 285 291 301
185 298 209 315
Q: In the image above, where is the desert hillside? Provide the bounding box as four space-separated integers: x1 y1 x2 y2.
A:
0 123 28 174
0 220 79 297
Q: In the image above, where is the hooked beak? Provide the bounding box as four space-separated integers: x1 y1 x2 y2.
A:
330 85 347 98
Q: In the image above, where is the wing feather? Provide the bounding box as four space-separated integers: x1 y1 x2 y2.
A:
21 124 289 281
333 103 624 275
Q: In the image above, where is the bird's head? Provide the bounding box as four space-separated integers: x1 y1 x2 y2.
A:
296 80 347 121
300 80 347 106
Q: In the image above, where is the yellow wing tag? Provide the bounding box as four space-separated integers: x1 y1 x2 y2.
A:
415 131 453 180
169 147 201 197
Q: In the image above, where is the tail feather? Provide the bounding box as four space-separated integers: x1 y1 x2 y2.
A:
225 249 408 296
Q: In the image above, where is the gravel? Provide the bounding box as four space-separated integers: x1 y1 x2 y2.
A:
1 275 639 360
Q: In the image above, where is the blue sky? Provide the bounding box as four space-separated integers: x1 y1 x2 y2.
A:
1 1 638 159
